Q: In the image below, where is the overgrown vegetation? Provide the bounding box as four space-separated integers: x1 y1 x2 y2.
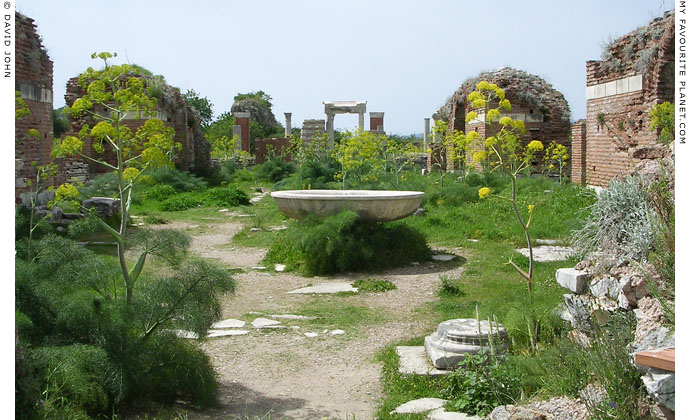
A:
265 211 432 276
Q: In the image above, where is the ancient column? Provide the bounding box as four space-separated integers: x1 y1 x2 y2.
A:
284 112 292 137
326 113 335 145
432 118 440 143
423 118 430 149
358 112 365 132
370 112 384 134
232 125 242 151
233 112 251 153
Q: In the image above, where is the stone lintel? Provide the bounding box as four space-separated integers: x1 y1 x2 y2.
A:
233 112 251 119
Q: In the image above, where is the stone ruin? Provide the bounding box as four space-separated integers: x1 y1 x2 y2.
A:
434 67 571 173
572 11 674 187
63 75 211 179
15 12 56 198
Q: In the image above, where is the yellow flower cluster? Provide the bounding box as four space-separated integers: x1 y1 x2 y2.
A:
528 204 535 214
478 187 491 199
55 183 80 202
526 140 544 152
473 151 487 162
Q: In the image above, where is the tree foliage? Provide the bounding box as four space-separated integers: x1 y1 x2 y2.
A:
183 89 214 130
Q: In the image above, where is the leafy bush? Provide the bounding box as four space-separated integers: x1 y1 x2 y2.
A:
158 186 249 211
30 344 121 417
439 275 465 297
572 175 656 260
15 234 235 417
253 158 296 183
148 167 208 192
159 194 204 211
353 278 396 293
79 172 121 199
265 211 432 275
442 352 523 416
143 184 176 201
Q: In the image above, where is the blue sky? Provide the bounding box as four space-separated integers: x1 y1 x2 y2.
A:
18 0 671 134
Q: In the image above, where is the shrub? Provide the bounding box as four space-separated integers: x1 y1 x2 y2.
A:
205 185 250 207
148 167 208 192
159 193 204 211
572 175 656 261
79 172 121 199
143 184 176 201
253 157 296 183
439 275 465 297
29 344 121 417
265 211 432 275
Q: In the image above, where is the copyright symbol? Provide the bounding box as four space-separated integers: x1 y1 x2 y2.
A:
3 2 10 9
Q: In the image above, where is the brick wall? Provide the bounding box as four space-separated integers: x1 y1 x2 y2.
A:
571 120 586 185
63 75 211 179
255 138 291 164
582 11 674 187
15 12 55 197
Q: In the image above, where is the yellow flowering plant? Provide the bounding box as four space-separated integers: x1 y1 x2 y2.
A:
542 141 569 182
51 52 180 306
428 119 474 186
469 80 546 351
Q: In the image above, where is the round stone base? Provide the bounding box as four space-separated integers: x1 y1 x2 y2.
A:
424 319 507 369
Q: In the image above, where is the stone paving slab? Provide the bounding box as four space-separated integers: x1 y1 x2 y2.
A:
391 397 448 414
211 318 246 329
396 346 449 376
207 330 250 338
251 318 282 328
428 410 482 420
516 246 574 262
432 254 456 262
269 314 316 320
287 282 358 294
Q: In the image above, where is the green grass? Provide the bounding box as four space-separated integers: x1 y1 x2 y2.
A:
402 180 595 247
293 297 386 332
353 278 397 293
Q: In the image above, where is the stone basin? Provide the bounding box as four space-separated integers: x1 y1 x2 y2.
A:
271 189 424 222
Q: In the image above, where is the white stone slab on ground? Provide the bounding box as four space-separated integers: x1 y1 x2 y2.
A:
304 332 318 338
432 254 455 262
207 330 249 338
556 268 590 294
269 314 316 320
396 346 449 376
251 318 282 328
211 318 246 329
287 282 358 294
330 329 345 335
427 410 482 420
391 398 448 414
172 329 199 339
275 264 286 272
516 246 574 262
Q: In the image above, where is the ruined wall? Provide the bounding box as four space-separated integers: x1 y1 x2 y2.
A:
437 67 572 172
63 75 211 178
583 11 674 187
255 138 291 164
15 12 55 197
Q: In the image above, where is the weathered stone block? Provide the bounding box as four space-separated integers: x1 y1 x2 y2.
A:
556 268 590 294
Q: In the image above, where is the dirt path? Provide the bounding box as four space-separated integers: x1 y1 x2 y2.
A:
161 217 466 419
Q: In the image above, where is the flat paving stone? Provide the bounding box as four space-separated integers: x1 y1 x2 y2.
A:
269 314 316 320
428 411 482 420
432 254 455 262
304 332 319 338
287 282 358 294
207 330 250 338
275 264 286 272
330 329 345 335
172 329 199 339
211 318 246 329
391 397 448 414
516 246 574 262
396 346 449 376
251 318 282 328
